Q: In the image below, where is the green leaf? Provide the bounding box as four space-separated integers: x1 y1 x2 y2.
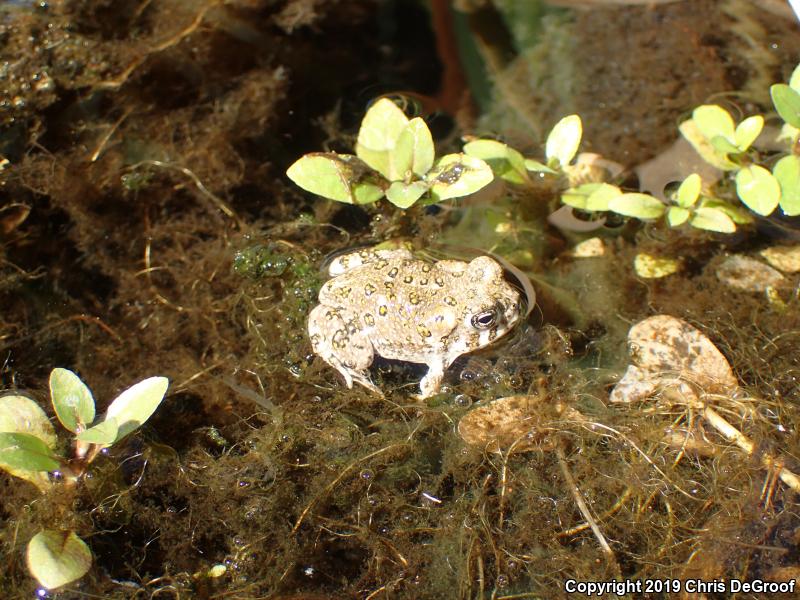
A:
690 207 736 233
523 158 557 175
286 154 384 204
390 117 434 179
735 165 781 216
0 432 60 472
699 198 754 225
105 377 169 442
560 183 620 210
709 135 741 156
0 395 57 490
385 181 429 209
733 115 763 151
773 155 800 216
76 418 119 446
561 188 588 209
505 148 528 181
355 98 410 179
790 64 800 92
352 181 385 204
771 84 800 129
27 530 92 590
693 105 736 143
678 119 738 171
545 114 582 168
667 206 690 227
463 140 528 184
608 193 666 219
0 395 56 447
676 173 701 207
778 123 800 146
585 183 622 211
49 368 95 434
427 154 494 201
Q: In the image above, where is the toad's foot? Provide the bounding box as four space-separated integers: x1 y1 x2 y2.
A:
417 362 446 400
319 352 383 396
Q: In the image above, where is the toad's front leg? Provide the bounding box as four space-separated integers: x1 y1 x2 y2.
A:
418 359 447 399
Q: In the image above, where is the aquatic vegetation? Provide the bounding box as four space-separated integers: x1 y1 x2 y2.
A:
463 63 800 235
286 98 494 208
0 369 169 590
234 240 322 378
466 113 697 226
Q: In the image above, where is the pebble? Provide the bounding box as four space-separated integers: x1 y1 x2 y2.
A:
760 245 800 274
715 255 785 291
457 395 544 453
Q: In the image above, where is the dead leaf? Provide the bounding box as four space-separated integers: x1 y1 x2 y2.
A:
610 315 737 402
458 395 547 453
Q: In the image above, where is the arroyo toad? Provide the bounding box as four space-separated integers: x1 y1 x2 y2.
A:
308 247 523 398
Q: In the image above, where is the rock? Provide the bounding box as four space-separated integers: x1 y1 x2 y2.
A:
760 245 800 274
571 237 606 258
716 255 785 291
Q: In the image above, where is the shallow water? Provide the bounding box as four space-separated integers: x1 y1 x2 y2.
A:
1 1 800 598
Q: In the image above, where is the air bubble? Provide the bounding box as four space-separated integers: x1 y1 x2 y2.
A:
454 394 472 408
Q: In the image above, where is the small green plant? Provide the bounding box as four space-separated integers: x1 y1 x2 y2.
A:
464 114 582 183
770 64 800 144
464 114 698 228
0 368 169 590
680 101 800 218
286 98 494 208
462 62 800 234
668 68 800 222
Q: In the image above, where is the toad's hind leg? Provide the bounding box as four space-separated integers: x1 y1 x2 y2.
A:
308 305 380 395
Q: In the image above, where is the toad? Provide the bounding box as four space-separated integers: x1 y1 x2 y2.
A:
308 247 523 398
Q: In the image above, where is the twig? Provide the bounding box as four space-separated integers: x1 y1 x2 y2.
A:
556 442 627 593
130 160 243 227
700 402 800 494
89 108 133 162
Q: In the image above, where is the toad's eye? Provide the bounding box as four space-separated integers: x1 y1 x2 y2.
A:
471 310 497 330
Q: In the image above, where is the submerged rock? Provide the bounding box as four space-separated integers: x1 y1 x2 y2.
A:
760 245 800 274
571 236 606 258
716 255 785 291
